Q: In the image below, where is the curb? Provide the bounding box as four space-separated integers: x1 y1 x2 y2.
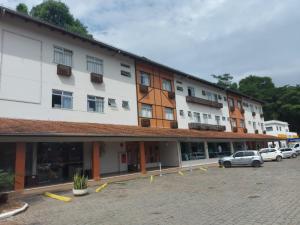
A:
0 202 28 220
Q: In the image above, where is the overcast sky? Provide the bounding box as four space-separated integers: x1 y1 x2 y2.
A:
2 0 300 86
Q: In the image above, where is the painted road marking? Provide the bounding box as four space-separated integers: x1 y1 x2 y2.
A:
96 183 108 192
150 175 154 184
178 171 184 176
199 167 207 172
44 192 72 202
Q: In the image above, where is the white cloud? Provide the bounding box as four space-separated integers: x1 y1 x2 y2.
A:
2 0 300 85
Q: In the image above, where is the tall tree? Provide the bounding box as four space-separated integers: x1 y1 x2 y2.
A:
27 0 92 38
211 73 238 90
16 3 28 14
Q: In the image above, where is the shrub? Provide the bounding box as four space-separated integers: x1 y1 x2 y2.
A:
73 172 88 190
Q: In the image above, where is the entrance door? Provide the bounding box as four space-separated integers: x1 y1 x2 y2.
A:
118 152 128 172
126 142 139 172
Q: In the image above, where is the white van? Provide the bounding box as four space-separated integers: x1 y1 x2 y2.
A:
288 142 300 155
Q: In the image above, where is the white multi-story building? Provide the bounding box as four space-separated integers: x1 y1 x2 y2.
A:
0 6 277 192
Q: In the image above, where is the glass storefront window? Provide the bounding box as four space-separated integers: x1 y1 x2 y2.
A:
181 142 206 161
25 142 84 188
208 143 231 158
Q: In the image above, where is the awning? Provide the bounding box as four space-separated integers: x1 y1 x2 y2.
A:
0 118 279 142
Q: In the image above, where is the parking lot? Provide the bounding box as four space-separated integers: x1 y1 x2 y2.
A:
2 157 300 225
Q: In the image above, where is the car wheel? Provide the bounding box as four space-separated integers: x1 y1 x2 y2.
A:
252 161 261 167
276 156 282 162
292 154 297 158
223 161 231 168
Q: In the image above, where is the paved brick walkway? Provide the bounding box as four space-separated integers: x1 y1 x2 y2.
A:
2 158 300 225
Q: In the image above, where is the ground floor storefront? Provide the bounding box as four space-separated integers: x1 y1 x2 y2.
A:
0 117 278 192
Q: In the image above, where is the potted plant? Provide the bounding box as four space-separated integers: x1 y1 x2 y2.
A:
0 170 14 204
72 172 88 196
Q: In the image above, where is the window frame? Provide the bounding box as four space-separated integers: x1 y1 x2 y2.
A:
162 79 172 92
141 72 150 86
87 95 104 113
140 104 153 118
164 107 174 120
52 89 73 109
86 55 103 74
53 46 73 67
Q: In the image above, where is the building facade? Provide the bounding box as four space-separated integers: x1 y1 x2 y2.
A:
0 7 277 192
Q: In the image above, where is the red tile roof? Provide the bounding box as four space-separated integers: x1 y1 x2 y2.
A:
0 118 278 141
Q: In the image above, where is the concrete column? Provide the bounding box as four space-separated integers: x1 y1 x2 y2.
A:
32 143 37 176
92 142 100 181
139 141 147 174
243 142 247 150
15 142 26 191
230 142 235 154
176 141 182 168
204 141 209 159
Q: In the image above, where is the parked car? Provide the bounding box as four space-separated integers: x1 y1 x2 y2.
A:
259 148 283 161
279 148 297 158
218 150 264 168
288 142 300 155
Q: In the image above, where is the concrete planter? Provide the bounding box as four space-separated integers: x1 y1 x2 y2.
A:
72 188 88 196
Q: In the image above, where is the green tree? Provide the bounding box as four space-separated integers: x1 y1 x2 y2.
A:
16 3 28 14
30 0 92 38
211 73 238 90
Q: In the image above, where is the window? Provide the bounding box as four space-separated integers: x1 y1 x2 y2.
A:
162 79 172 92
202 90 206 96
176 80 182 84
230 118 237 127
188 87 195 97
141 72 150 86
179 110 184 116
188 111 192 117
193 112 201 123
234 152 244 157
244 151 254 157
228 98 234 107
121 63 131 77
248 121 251 125
122 101 130 109
240 119 245 128
266 126 273 131
141 104 152 118
207 92 213 101
222 116 226 121
224 96 227 101
253 122 257 129
87 95 104 113
208 114 212 119
237 100 242 110
214 94 218 102
177 86 183 92
203 114 208 124
108 98 117 108
54 46 72 67
215 116 221 125
87 56 103 74
279 127 282 131
250 104 254 112
52 90 73 109
165 108 174 120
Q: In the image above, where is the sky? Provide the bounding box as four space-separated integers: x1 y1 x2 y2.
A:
2 0 300 86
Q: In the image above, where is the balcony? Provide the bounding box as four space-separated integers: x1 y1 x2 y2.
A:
252 112 256 117
168 91 175 99
170 121 178 129
186 96 223 109
188 123 226 132
139 84 149 93
232 127 238 133
255 129 259 134
141 118 150 127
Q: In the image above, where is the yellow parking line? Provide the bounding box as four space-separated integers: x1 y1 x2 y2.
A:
178 171 184 176
44 192 72 202
150 175 154 184
199 167 207 172
96 183 108 192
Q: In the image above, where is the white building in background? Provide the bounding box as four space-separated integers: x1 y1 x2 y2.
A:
265 120 298 148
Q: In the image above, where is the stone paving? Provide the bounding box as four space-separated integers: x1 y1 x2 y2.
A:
2 157 300 225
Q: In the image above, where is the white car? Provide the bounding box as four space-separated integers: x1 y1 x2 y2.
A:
279 148 297 158
259 148 283 161
288 142 300 155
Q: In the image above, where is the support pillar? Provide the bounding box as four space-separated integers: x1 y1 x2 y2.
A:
15 142 26 191
139 141 147 174
230 142 234 154
243 142 247 150
92 142 100 181
204 141 209 159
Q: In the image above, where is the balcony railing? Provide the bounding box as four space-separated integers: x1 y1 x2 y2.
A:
186 96 223 108
188 123 226 131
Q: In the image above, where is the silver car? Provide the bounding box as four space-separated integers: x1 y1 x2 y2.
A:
279 148 297 158
218 150 264 168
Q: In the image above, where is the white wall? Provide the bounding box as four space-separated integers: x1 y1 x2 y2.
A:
100 142 127 174
159 141 180 167
243 99 265 134
175 75 231 131
0 18 138 126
